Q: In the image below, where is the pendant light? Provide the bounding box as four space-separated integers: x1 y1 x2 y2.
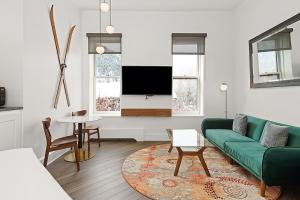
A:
106 0 115 34
96 0 105 54
100 0 110 12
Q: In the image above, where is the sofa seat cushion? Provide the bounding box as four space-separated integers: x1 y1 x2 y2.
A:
224 142 267 178
206 129 255 150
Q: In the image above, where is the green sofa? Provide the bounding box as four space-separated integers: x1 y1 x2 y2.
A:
201 116 300 196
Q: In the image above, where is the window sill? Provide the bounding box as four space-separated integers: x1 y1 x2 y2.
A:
94 112 121 117
93 112 204 118
172 113 204 117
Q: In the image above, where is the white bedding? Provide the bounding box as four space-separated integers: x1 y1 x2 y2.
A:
0 148 72 200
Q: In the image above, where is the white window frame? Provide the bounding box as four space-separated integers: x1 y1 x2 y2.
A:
172 55 204 116
92 54 122 116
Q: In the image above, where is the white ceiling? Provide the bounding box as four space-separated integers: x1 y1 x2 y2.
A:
70 0 245 11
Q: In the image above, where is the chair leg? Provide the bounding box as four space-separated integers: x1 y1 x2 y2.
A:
83 132 85 144
88 133 91 155
97 128 101 148
260 181 266 197
43 149 49 167
168 144 173 153
74 145 80 171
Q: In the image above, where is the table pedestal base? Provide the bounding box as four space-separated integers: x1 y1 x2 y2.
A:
64 149 95 162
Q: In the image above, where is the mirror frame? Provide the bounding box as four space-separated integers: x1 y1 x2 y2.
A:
249 13 300 88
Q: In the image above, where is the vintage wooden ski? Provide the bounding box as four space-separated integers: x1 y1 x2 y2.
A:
50 5 75 108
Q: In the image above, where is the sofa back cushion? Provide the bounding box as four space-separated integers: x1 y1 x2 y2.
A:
246 116 267 141
260 121 289 148
285 126 300 147
270 121 300 147
232 114 248 135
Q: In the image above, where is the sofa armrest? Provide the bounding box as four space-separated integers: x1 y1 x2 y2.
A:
262 147 300 186
201 118 233 137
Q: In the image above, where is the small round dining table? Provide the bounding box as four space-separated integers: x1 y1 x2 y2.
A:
56 115 102 162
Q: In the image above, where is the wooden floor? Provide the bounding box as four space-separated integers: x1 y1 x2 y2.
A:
48 141 300 200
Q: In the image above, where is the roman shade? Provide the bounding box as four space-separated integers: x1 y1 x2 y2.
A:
172 33 207 55
257 29 292 52
87 33 122 54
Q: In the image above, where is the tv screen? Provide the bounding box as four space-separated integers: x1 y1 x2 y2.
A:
122 66 172 95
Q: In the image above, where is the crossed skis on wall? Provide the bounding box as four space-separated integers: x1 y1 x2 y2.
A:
49 5 76 109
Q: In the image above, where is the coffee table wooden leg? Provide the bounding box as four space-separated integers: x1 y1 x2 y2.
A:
198 148 211 177
174 147 183 176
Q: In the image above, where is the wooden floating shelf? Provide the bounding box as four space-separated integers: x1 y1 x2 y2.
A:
121 109 172 117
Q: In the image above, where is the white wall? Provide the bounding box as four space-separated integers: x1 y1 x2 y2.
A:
81 10 236 140
234 0 300 126
0 1 23 106
22 0 82 158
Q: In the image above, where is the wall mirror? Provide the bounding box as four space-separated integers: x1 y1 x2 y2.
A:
249 13 300 88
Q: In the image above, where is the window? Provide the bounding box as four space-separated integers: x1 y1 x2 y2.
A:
258 50 293 81
256 29 293 81
94 54 121 112
87 33 122 114
258 51 278 74
172 33 206 115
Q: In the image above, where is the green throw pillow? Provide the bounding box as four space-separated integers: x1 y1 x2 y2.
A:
232 114 247 136
260 121 288 148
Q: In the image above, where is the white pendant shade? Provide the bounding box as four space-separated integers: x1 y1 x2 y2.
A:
220 83 228 91
100 2 109 12
96 46 105 54
106 25 115 34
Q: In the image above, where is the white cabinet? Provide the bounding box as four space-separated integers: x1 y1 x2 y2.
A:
0 110 22 150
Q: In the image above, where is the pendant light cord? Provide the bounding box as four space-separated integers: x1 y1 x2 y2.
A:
110 0 112 25
99 0 102 45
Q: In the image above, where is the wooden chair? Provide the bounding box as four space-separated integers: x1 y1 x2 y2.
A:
42 117 80 171
72 110 101 154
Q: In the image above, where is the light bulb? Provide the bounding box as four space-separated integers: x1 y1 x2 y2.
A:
100 2 109 12
106 25 115 34
220 83 228 91
96 46 105 54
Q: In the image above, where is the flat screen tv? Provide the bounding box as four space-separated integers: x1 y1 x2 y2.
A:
122 66 172 95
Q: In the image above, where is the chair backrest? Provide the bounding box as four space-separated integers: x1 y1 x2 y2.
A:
72 110 87 117
42 117 52 146
72 110 87 131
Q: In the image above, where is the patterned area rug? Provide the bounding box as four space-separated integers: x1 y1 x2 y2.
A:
122 144 281 200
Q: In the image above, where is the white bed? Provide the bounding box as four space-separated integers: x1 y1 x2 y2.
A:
0 148 72 200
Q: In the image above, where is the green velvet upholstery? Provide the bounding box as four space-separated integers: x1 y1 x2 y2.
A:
263 147 300 185
286 126 300 147
206 129 255 149
201 118 233 137
225 142 267 178
246 116 267 142
202 117 300 187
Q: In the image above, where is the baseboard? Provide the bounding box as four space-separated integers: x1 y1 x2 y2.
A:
95 128 170 142
143 132 169 141
39 149 69 165
100 128 144 141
